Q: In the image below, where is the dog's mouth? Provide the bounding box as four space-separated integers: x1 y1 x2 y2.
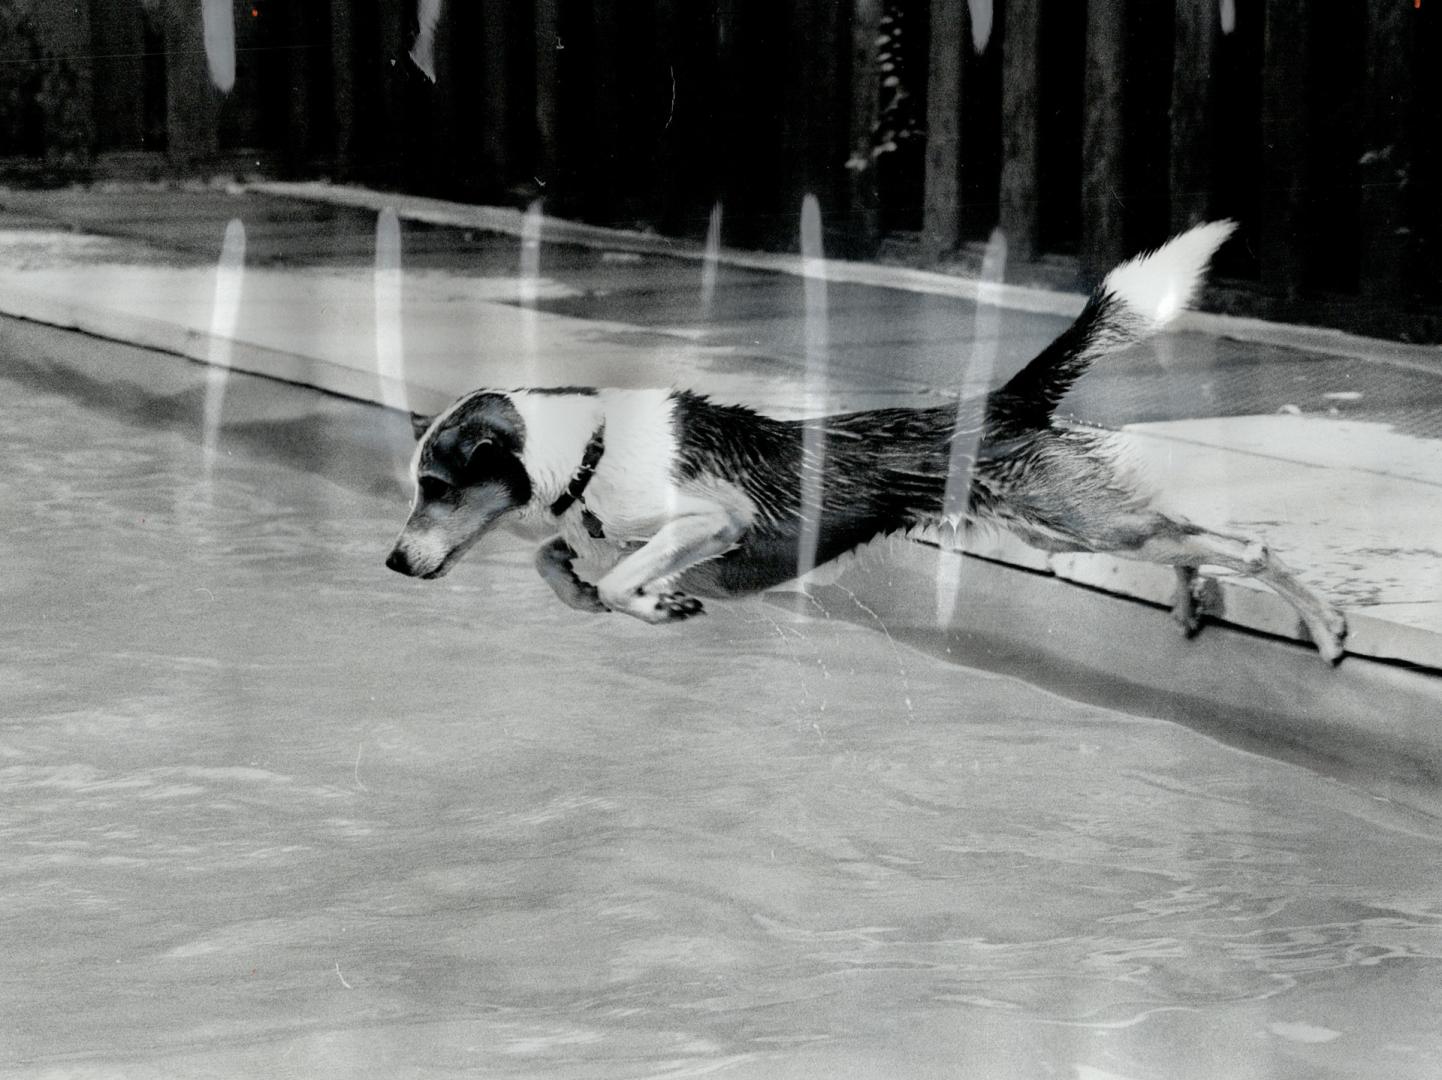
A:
389 516 501 580
389 542 463 580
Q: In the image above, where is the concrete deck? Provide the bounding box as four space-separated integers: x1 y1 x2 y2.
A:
1 183 1439 677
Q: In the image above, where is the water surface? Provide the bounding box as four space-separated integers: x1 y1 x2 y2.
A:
2 322 1440 1079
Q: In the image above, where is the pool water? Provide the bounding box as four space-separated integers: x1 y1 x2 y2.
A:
2 321 1441 1079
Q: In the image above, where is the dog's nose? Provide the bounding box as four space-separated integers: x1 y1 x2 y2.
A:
385 548 412 575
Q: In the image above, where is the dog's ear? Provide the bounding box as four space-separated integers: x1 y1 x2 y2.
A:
410 412 433 440
457 435 519 478
461 436 497 466
456 434 533 504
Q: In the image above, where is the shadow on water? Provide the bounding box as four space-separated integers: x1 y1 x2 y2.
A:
0 330 412 504
797 566 1442 824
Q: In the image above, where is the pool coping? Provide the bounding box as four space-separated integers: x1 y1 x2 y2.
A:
253 180 1442 376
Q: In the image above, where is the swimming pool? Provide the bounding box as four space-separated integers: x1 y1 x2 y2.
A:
3 319 1440 1079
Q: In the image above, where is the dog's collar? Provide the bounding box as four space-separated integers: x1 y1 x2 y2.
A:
548 425 607 538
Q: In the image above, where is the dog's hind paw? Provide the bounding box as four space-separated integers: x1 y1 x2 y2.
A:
1171 595 1203 638
1170 568 1217 638
1310 608 1348 666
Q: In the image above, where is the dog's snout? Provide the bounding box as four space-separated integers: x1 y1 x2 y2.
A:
385 547 413 576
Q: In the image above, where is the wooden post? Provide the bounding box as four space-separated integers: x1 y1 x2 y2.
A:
373 0 406 180
477 0 514 193
1081 0 1128 282
588 0 622 218
923 0 964 259
790 0 844 225
25 3 93 166
999 0 1042 261
89 0 143 151
1259 0 1310 298
423 0 462 193
282 0 312 175
1170 0 1217 231
1358 0 1413 301
533 0 561 188
163 0 220 169
651 0 693 233
329 0 355 174
714 0 750 239
848 0 884 256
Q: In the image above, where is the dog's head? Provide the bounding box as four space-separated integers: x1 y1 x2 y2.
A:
385 391 533 579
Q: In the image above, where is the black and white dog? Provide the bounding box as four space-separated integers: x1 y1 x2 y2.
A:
386 221 1347 663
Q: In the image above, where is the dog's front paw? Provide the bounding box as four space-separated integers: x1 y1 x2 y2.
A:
542 569 611 614
654 592 705 620
536 538 611 614
600 584 705 623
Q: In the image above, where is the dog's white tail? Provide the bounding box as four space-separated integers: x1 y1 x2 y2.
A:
1101 219 1236 332
985 221 1235 436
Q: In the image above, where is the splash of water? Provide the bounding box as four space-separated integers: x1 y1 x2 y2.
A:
201 219 246 481
935 226 1007 626
796 195 829 586
201 0 235 93
410 0 444 82
744 603 820 725
832 581 915 721
374 207 411 479
967 0 994 53
700 202 723 317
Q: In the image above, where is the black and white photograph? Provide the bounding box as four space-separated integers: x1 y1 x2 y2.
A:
2 0 1441 1076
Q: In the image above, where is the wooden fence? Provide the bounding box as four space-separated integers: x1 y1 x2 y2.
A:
23 0 1442 334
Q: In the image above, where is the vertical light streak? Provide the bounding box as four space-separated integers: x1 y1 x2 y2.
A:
1220 0 1236 35
935 226 1007 625
967 0 994 53
700 202 723 318
519 200 543 387
796 195 829 586
374 207 411 480
201 218 246 483
410 0 444 82
202 0 235 93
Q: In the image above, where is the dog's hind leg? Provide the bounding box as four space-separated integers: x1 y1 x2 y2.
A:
535 535 609 613
1170 566 1204 637
1129 521 1348 664
595 505 749 624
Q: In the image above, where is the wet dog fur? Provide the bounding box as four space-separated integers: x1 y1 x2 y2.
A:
385 222 1347 663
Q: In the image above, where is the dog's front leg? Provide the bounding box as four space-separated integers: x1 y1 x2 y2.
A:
596 506 748 624
535 535 609 613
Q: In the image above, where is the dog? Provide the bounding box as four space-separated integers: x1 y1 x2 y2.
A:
386 221 1347 663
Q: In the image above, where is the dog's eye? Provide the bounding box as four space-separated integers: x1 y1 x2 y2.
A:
419 476 452 500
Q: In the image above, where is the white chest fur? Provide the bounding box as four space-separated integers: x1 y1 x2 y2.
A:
508 388 679 543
